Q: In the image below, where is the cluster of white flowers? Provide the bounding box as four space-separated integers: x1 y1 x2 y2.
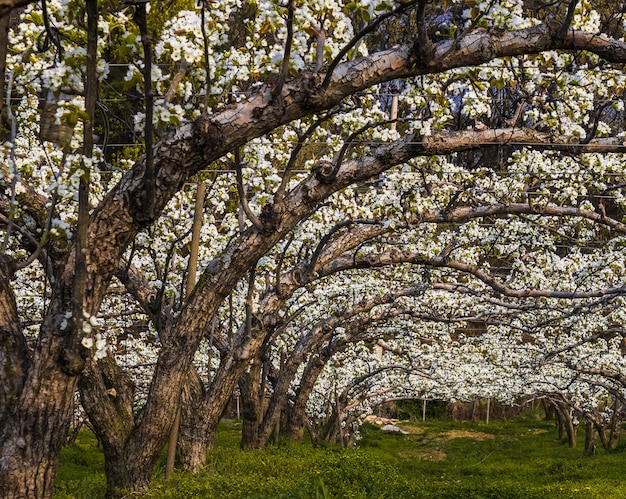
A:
3 0 626 442
80 311 108 360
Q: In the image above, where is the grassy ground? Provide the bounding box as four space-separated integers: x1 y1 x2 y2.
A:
54 411 626 498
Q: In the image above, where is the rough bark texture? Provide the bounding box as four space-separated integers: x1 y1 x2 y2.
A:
176 369 207 473
0 325 81 498
102 451 152 498
0 256 28 433
239 359 265 450
285 346 334 442
0 241 86 499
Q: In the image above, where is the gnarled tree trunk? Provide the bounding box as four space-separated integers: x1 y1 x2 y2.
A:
176 369 208 472
239 358 265 450
0 254 84 499
0 369 78 498
285 355 327 442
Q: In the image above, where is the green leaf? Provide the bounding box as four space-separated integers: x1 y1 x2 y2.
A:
65 110 79 128
491 78 505 90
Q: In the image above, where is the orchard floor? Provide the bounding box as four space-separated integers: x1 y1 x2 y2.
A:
54 412 626 498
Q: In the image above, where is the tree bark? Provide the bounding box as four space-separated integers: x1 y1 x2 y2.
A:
257 334 328 447
0 249 85 499
285 354 328 442
584 419 596 456
554 404 577 447
0 385 76 498
239 358 264 450
0 255 28 436
176 369 208 473
102 449 152 498
608 399 622 451
0 257 52 499
0 322 81 499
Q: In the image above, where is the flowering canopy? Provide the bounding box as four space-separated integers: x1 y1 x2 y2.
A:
2 0 626 496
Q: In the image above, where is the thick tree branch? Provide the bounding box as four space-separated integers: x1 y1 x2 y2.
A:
0 254 30 430
319 248 626 300
82 26 626 321
0 0 33 19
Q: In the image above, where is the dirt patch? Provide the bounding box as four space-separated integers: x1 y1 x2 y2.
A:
525 428 548 434
364 415 401 426
398 448 447 461
397 425 427 436
444 430 495 441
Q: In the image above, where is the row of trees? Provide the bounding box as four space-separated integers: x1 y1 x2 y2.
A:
2 0 626 497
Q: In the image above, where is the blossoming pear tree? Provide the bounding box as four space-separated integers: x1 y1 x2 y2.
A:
2 0 626 497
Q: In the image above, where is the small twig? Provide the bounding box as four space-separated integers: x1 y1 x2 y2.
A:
311 25 326 71
234 148 264 231
2 69 17 252
164 59 189 105
275 232 294 297
555 0 579 41
275 110 339 203
333 119 395 169
200 0 212 112
273 0 295 99
135 3 155 221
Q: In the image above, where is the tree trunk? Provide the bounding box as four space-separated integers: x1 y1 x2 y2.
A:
0 370 78 498
284 405 307 442
176 369 208 472
607 400 622 451
103 449 153 498
608 423 621 451
592 420 609 451
176 344 266 471
584 419 596 456
285 356 326 442
256 345 309 448
176 422 208 474
1 258 82 499
239 358 264 450
0 322 81 498
542 399 556 421
0 256 29 441
555 406 564 440
555 405 577 447
80 349 196 498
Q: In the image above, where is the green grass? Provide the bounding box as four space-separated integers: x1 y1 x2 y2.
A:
55 412 626 498
54 430 106 498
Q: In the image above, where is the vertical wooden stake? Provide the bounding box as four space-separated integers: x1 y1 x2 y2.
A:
390 94 398 130
165 180 206 478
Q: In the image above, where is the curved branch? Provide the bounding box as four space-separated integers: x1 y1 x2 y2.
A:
319 247 626 300
234 148 263 231
273 0 295 99
320 0 420 90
